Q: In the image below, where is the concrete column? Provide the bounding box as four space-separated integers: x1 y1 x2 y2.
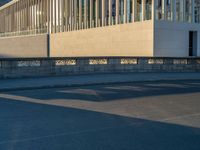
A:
54 0 57 32
132 0 136 22
35 0 37 31
70 0 74 30
74 0 77 30
47 0 50 33
32 0 34 31
96 0 99 27
58 0 61 32
102 0 105 26
90 0 93 27
191 0 195 23
124 0 127 23
79 0 82 29
65 0 68 31
50 0 53 33
152 0 156 21
182 0 186 22
116 0 119 24
84 0 88 28
109 0 112 25
173 0 177 21
39 0 41 30
60 0 64 32
162 0 166 20
142 0 146 21
41 0 43 30
69 0 72 30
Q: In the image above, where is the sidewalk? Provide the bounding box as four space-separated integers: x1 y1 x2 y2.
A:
0 72 200 91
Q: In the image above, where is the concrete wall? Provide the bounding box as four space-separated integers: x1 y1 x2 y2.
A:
0 34 48 58
0 57 200 79
50 21 154 57
154 21 200 57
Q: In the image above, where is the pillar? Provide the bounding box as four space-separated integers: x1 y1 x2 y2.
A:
132 0 136 22
90 0 93 27
142 0 146 21
124 0 127 23
152 0 156 21
65 0 69 31
58 0 61 32
79 0 82 29
96 0 99 27
173 0 176 21
109 0 112 25
50 0 53 32
69 0 72 30
102 0 105 26
74 0 77 30
191 0 195 23
84 0 88 28
162 0 166 20
182 0 186 22
116 0 119 24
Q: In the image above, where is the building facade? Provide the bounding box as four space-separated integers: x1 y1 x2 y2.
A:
0 0 200 58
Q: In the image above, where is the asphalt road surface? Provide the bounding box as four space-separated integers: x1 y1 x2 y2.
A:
0 80 200 150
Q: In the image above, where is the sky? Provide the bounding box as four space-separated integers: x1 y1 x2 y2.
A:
0 0 10 6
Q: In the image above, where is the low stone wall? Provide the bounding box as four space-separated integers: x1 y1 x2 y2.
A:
0 57 200 79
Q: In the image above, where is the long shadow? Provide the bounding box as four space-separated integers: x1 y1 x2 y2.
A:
0 98 200 150
4 80 200 102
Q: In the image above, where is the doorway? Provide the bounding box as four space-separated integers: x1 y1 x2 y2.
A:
189 31 198 56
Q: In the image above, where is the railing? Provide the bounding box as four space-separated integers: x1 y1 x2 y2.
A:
0 57 200 79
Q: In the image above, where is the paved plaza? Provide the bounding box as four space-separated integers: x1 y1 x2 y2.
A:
0 79 200 150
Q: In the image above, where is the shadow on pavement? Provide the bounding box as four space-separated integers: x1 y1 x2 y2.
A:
0 98 200 150
4 80 200 102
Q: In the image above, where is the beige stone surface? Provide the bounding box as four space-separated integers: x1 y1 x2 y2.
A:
50 21 154 57
154 21 200 57
0 34 48 58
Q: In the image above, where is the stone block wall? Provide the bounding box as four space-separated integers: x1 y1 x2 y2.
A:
0 57 200 79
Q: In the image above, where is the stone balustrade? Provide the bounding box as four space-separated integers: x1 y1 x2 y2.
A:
0 57 200 79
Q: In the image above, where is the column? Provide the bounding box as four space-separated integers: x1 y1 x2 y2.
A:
65 0 68 31
124 0 127 23
47 0 50 33
79 0 82 29
182 0 186 22
39 0 41 30
173 0 176 21
109 0 112 25
54 0 57 32
58 0 61 32
142 0 146 21
152 0 156 21
116 0 119 24
132 0 136 22
191 0 195 23
96 0 99 27
60 0 64 32
162 0 166 20
84 0 88 28
90 0 93 27
69 0 72 30
102 0 105 26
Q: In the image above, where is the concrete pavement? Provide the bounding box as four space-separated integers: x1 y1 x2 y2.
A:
0 80 200 150
1 72 200 91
